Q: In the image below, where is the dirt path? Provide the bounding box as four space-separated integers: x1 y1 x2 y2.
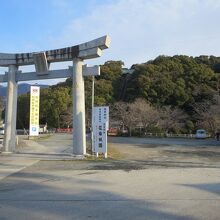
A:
108 137 220 169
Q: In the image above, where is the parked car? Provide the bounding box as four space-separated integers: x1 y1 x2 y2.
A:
195 129 207 139
107 127 118 136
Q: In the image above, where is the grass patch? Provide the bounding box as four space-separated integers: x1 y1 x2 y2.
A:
85 143 125 161
28 134 53 141
108 143 125 160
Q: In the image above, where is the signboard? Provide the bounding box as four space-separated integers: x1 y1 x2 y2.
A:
92 106 109 157
29 86 40 136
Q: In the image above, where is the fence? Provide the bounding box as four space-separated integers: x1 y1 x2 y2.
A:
144 133 196 138
56 128 73 133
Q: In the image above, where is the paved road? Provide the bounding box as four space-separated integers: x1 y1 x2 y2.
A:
17 134 73 155
0 156 38 181
0 134 79 184
0 134 219 220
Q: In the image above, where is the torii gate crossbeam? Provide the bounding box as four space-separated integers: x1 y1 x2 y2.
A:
0 35 111 155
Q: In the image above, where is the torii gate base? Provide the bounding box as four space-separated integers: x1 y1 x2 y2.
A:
0 36 111 155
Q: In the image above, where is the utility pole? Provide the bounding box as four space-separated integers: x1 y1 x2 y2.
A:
91 76 95 152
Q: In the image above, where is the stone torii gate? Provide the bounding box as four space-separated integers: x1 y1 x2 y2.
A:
0 35 111 155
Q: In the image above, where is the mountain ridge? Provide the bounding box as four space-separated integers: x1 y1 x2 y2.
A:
0 83 49 96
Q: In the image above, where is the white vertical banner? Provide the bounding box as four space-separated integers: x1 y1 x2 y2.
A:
29 86 40 136
92 106 109 157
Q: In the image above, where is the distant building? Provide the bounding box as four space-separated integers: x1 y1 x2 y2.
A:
39 124 48 133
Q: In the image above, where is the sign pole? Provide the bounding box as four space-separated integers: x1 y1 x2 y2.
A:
29 86 40 137
93 106 109 158
91 76 95 153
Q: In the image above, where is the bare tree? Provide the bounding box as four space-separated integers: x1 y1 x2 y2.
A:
112 99 160 136
159 106 187 133
131 98 160 132
60 107 72 128
198 105 220 135
112 102 138 136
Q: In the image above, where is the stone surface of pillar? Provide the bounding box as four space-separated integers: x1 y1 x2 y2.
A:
72 58 86 155
3 65 18 152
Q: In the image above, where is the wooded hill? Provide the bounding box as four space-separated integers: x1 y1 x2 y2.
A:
16 55 220 134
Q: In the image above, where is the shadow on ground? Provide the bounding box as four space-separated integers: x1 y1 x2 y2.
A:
0 169 196 220
179 183 220 196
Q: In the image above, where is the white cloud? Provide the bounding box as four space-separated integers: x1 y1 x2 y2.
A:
48 0 220 67
2 0 220 84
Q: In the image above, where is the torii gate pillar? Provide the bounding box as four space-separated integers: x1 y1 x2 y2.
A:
3 65 18 152
72 58 86 155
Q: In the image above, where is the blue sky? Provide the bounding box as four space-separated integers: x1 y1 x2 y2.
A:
0 0 220 84
0 0 111 52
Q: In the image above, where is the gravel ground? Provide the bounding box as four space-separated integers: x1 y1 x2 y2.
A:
15 134 220 171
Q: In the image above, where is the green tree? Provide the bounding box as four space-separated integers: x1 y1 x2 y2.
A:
17 93 30 129
95 60 124 104
40 87 71 128
125 55 217 110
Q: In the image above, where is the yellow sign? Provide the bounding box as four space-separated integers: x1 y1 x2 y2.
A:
29 86 40 136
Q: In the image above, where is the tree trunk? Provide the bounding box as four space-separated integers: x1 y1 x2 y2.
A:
129 126 132 137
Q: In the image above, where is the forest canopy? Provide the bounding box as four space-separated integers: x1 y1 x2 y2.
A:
14 55 220 134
